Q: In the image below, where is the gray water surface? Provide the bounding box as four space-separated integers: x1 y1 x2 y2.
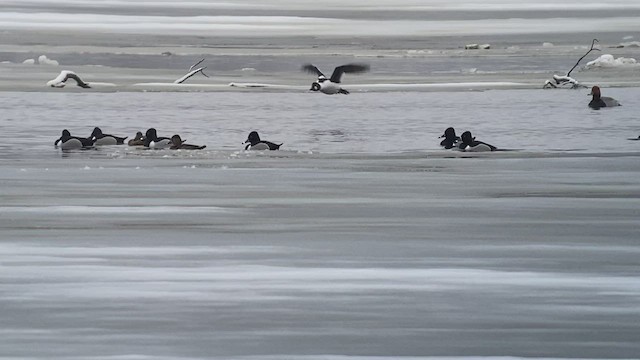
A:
1 90 640 359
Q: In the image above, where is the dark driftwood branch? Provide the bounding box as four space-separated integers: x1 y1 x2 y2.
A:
189 58 205 72
175 58 210 84
567 39 600 76
174 67 208 84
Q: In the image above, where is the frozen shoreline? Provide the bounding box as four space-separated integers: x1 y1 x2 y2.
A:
3 28 640 92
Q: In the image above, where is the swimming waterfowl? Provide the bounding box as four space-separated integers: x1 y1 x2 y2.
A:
589 86 621 109
170 135 206 150
302 63 369 95
457 131 497 152
143 128 172 149
90 127 127 145
54 129 95 150
439 127 460 149
244 131 282 150
127 131 145 146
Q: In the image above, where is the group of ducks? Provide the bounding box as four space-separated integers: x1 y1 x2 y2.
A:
439 127 497 152
52 77 625 153
54 127 282 151
437 85 625 152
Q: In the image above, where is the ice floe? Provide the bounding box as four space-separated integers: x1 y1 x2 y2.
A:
585 54 639 69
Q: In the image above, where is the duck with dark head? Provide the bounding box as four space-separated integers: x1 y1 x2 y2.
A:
170 135 206 150
54 129 95 150
439 127 460 149
90 127 128 145
457 131 497 152
244 131 282 150
143 128 172 149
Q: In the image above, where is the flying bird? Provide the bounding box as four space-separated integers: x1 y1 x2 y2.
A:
302 63 369 95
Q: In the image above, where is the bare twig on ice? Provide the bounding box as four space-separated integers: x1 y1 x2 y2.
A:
175 58 210 84
543 39 599 89
566 39 600 77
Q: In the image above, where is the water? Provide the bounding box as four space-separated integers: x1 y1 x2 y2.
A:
2 1 640 358
1 90 640 359
2 89 639 157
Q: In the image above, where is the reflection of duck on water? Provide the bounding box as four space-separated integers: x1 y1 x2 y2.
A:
170 135 206 150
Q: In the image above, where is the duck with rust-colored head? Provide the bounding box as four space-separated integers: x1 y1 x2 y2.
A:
589 86 621 109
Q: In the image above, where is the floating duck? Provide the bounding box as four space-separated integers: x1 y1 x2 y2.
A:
457 131 497 152
439 127 460 149
170 135 206 150
244 131 282 150
143 128 172 149
127 131 145 146
90 127 127 145
54 129 94 150
589 86 621 109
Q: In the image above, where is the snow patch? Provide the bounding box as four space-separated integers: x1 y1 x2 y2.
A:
585 54 639 69
465 44 490 50
38 55 59 66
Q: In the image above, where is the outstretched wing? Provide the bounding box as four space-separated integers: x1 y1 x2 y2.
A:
330 63 369 83
302 64 325 78
64 72 91 88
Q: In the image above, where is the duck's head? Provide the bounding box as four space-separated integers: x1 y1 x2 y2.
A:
461 131 475 144
145 128 158 141
90 127 103 138
440 127 458 140
171 134 183 146
589 85 601 98
310 82 321 91
245 131 261 145
134 131 144 140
